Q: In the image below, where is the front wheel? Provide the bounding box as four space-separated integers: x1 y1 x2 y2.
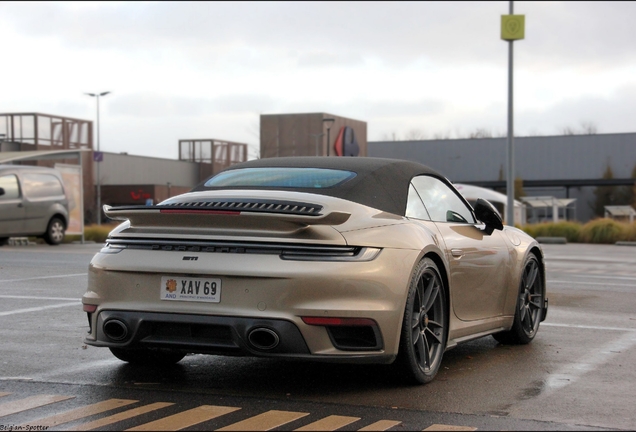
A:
396 257 448 384
44 217 65 245
493 254 544 345
109 347 186 365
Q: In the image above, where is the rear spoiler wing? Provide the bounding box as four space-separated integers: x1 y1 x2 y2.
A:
103 204 351 228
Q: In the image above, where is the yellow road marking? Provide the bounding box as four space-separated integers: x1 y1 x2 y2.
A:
423 425 477 431
217 410 309 431
295 414 360 431
23 398 137 428
67 402 174 431
128 405 240 431
358 420 403 431
0 394 74 418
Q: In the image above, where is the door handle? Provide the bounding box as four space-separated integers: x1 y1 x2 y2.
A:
451 248 463 258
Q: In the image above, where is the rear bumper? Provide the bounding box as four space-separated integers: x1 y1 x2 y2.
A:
87 310 309 355
85 310 395 364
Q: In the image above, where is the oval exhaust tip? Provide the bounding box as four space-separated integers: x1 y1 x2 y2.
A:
248 327 280 350
103 319 129 341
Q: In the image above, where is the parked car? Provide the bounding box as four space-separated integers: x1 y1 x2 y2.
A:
83 157 547 384
0 165 69 246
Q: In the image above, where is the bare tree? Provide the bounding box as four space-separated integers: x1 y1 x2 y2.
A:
433 130 451 140
560 121 598 136
580 121 598 135
561 126 577 135
381 131 400 141
404 128 427 140
468 128 493 139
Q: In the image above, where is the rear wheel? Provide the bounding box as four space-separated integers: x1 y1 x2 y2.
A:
109 347 186 365
0 238 8 246
44 217 65 245
396 257 447 384
493 254 544 345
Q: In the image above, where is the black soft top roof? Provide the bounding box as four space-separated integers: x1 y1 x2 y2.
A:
192 157 447 216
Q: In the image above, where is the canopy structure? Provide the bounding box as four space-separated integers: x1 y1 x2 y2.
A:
522 196 577 223
605 205 636 223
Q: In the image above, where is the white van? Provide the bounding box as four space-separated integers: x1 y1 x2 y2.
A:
0 165 69 245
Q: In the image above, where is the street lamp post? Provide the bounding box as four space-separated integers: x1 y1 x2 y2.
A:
85 91 110 225
309 133 324 156
323 118 335 156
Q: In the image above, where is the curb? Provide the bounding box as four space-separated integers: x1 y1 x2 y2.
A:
616 241 636 247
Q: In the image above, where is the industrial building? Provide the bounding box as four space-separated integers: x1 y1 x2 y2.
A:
368 133 636 222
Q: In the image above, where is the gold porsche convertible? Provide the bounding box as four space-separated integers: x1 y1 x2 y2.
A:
82 157 547 384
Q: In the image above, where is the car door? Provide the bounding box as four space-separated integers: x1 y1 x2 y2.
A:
410 175 511 321
21 172 66 234
0 173 26 237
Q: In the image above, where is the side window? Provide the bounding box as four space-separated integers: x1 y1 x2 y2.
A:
22 173 64 199
0 175 21 200
405 184 430 220
411 176 475 224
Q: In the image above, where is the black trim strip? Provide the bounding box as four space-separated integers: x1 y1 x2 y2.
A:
105 238 360 257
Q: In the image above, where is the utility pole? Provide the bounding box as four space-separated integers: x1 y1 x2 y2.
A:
501 2 525 225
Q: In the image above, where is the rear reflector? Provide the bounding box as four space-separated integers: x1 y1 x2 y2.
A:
301 317 377 326
83 304 97 313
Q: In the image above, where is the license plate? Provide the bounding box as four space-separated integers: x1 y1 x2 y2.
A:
160 276 221 303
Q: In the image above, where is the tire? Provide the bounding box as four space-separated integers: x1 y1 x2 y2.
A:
396 257 448 384
0 238 8 246
44 217 65 245
493 254 544 345
109 347 186 365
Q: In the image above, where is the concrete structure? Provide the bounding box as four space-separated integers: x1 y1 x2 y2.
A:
260 113 367 158
369 132 636 222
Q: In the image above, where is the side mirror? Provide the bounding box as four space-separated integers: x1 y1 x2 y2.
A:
0 187 5 197
474 198 504 235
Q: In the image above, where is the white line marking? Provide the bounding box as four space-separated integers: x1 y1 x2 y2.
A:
542 322 636 332
0 273 86 283
32 358 123 380
547 279 636 288
547 273 636 282
0 301 80 317
0 295 80 301
545 331 636 393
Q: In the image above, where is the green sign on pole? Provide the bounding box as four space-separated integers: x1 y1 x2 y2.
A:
501 15 525 40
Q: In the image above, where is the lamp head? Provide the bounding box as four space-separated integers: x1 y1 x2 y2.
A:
322 118 335 130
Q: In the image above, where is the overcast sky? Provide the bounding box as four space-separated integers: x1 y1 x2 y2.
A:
2 1 635 160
